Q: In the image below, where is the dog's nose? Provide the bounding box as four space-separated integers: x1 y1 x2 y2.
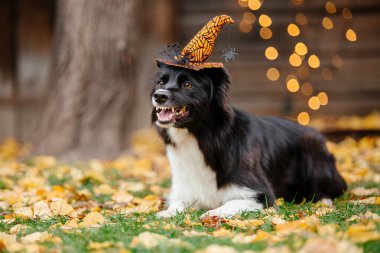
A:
153 89 170 104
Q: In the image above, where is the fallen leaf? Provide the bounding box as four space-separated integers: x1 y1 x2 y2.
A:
0 232 16 244
14 206 33 219
88 241 114 250
351 187 379 197
20 232 50 244
81 211 105 227
50 199 74 216
298 237 361 253
350 197 379 205
32 201 52 219
271 217 286 225
346 223 380 243
9 224 28 234
212 228 234 237
195 244 238 253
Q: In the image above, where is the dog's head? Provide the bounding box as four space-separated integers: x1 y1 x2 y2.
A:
151 62 231 129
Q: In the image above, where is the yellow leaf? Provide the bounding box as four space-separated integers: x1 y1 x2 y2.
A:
32 201 52 219
20 231 50 244
212 228 234 237
350 197 378 205
50 199 74 216
129 232 167 248
88 241 114 250
351 187 380 197
346 224 380 243
81 211 105 227
271 217 286 225
195 244 238 253
14 207 33 219
0 232 16 244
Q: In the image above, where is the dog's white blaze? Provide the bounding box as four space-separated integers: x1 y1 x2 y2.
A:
166 128 262 215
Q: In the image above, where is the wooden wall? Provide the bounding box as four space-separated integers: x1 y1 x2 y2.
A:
175 0 380 118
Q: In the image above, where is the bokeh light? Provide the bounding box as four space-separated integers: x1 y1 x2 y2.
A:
238 0 249 8
322 68 333 80
325 2 336 14
317 92 329 105
295 42 308 55
267 67 280 81
322 17 334 30
259 14 272 27
295 13 308 26
297 112 310 125
287 78 300 92
292 0 304 6
308 96 321 110
289 53 302 67
331 54 343 68
287 23 300 37
248 0 261 10
308 54 320 68
260 27 273 39
265 46 278 60
301 82 313 96
342 8 353 19
239 20 253 33
346 29 357 42
243 11 256 24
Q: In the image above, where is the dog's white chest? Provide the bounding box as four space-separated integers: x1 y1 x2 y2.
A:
166 128 221 209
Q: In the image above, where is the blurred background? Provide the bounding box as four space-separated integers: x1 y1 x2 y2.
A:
0 0 379 158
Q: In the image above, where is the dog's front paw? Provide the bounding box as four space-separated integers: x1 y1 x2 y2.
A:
156 209 179 218
201 208 234 219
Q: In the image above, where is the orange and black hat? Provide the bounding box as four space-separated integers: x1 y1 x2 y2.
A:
156 15 234 71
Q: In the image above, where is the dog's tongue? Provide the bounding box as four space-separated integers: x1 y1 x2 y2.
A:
157 109 175 122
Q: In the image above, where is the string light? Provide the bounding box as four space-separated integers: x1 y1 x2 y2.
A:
238 0 249 8
265 46 278 60
308 96 320 110
267 67 280 81
346 29 357 42
239 20 253 33
298 112 310 125
317 92 328 105
259 14 272 27
260 27 272 39
292 0 304 6
287 23 300 36
248 0 261 10
322 17 334 30
308 54 320 68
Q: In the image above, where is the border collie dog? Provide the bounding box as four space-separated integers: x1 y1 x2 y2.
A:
151 62 347 218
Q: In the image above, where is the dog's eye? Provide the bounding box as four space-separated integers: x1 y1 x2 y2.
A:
157 80 164 85
183 82 193 89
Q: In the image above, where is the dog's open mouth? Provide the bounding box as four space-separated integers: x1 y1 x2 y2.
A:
156 106 190 123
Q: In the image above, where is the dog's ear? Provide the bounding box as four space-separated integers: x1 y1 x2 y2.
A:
202 68 231 110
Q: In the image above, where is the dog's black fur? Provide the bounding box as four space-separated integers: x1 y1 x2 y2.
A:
152 62 347 207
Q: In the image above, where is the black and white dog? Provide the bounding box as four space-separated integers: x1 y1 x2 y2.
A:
151 62 347 217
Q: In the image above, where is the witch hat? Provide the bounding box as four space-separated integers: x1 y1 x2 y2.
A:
157 15 234 71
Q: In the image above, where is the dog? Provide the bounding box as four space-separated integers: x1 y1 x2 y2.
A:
151 62 347 218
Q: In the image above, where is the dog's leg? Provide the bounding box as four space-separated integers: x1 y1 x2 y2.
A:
201 199 263 218
157 200 186 218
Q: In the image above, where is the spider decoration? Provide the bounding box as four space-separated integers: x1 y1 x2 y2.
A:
221 47 238 62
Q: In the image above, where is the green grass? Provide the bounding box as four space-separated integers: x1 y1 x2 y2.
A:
1 180 380 253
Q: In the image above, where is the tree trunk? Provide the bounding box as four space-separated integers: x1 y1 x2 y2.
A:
32 0 141 159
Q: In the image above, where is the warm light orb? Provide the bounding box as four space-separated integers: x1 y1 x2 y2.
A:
331 54 343 68
239 20 253 33
301 82 313 96
243 11 256 24
322 17 334 30
295 42 308 55
287 23 300 36
322 68 333 80
308 96 320 110
289 53 302 67
266 67 280 81
259 14 272 27
325 2 336 14
298 112 310 125
317 92 329 105
260 27 273 39
265 46 278 60
248 0 261 10
292 0 304 6
308 54 320 68
238 0 249 8
287 78 300 92
342 8 353 19
295 13 308 26
346 29 357 42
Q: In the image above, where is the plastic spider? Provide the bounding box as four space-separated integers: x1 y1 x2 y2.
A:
221 48 238 62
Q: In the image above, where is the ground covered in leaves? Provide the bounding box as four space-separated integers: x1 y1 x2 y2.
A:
0 129 380 253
